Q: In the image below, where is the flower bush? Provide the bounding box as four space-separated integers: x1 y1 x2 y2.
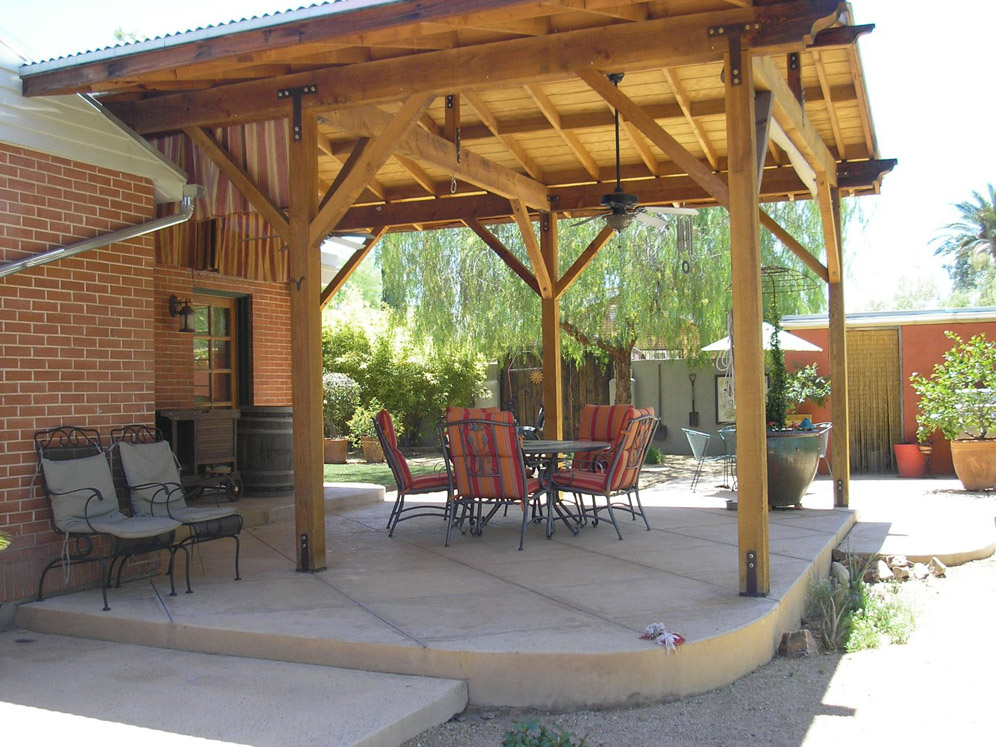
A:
910 332 996 441
322 372 361 438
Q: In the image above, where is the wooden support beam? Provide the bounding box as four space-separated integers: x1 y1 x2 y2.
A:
316 131 387 200
817 176 842 282
540 212 563 440
324 105 549 210
726 47 769 597
662 67 719 170
466 219 540 295
288 109 325 573
754 91 774 193
309 93 435 245
525 84 600 181
769 118 818 197
753 55 837 187
578 69 731 208
511 199 553 298
556 224 615 299
811 49 846 158
106 2 846 133
184 126 292 245
463 91 544 180
758 210 829 283
319 137 370 211
319 227 387 309
828 190 850 508
391 153 437 194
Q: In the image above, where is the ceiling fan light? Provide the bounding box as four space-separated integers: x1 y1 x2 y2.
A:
606 212 635 231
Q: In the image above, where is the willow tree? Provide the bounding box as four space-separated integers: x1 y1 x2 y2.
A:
379 201 835 404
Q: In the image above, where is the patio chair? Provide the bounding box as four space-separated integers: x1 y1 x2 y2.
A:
517 405 545 441
682 427 728 492
34 425 182 610
573 403 636 472
440 408 542 550
717 425 738 490
551 410 660 539
110 424 243 592
374 409 452 536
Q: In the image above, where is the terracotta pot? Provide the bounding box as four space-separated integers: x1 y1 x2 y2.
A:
950 439 996 491
323 437 348 464
360 436 385 463
894 443 925 478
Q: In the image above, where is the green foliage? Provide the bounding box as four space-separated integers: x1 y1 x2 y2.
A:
806 553 915 653
322 372 361 438
785 363 831 412
347 399 385 445
909 332 996 441
0 530 10 552
502 720 587 747
933 184 996 294
765 321 788 429
644 445 663 465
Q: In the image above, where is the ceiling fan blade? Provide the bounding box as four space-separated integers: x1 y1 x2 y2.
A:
324 235 368 251
644 206 699 216
570 213 609 227
634 211 670 229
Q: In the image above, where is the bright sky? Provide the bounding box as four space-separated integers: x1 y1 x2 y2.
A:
1 0 992 311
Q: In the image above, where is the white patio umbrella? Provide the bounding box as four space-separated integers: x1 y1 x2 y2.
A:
702 322 822 352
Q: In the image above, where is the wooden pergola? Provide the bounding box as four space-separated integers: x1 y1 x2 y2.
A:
20 0 894 594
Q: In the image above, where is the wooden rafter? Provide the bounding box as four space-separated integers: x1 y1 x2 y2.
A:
184 126 292 244
465 218 540 295
323 105 549 210
391 153 437 194
463 91 544 180
316 131 387 199
310 93 435 245
525 84 600 181
662 68 719 170
811 49 846 158
104 2 846 134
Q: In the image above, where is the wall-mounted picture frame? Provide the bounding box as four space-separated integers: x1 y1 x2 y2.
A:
716 374 768 424
715 374 736 424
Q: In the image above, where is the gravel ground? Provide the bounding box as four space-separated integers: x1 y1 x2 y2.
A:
403 551 996 746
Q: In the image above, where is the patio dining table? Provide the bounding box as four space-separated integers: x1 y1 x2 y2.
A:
521 439 610 539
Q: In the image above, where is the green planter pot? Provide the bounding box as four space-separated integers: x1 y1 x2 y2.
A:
766 430 821 508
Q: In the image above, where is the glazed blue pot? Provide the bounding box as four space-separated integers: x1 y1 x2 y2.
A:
766 430 820 508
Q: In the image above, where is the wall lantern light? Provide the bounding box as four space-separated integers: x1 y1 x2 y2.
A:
169 294 195 333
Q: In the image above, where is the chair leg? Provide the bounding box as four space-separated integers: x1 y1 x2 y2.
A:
631 488 651 531
690 457 704 492
388 490 406 537
602 495 624 540
232 534 241 581
519 502 530 551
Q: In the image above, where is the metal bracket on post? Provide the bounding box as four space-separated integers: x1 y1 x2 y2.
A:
743 550 758 596
708 23 760 86
299 533 310 572
835 478 845 506
278 85 318 141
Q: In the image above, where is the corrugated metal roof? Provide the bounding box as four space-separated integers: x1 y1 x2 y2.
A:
20 0 383 72
784 308 996 329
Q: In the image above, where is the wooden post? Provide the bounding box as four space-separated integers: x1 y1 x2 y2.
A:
540 212 563 439
726 48 770 596
827 188 850 507
288 110 326 572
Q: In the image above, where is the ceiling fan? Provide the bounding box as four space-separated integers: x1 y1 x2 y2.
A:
573 73 697 232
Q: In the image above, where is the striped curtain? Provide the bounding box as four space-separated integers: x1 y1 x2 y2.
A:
150 120 290 282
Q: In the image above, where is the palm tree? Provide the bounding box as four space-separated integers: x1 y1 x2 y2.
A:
934 184 996 265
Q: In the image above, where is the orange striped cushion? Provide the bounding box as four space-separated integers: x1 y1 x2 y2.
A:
610 409 656 491
574 404 635 472
376 410 413 488
409 472 451 492
444 409 527 502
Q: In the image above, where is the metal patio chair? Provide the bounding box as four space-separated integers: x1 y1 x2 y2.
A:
552 410 660 539
717 425 738 490
111 424 243 592
440 408 542 550
35 425 182 610
814 422 833 482
682 427 730 492
375 409 452 537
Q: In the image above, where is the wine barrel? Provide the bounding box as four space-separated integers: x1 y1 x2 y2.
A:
238 406 294 498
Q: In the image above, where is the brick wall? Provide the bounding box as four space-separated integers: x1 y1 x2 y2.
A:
1 142 292 605
0 142 159 603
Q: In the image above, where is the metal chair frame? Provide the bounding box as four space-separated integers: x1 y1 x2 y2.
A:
814 422 833 482
439 416 541 551
34 425 181 610
374 412 451 537
556 413 660 540
682 427 731 492
717 425 738 490
110 424 243 593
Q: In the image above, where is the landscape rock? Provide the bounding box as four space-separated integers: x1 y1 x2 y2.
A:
912 562 930 580
777 629 818 658
876 559 894 581
889 554 910 568
830 561 850 586
892 565 910 581
928 557 948 577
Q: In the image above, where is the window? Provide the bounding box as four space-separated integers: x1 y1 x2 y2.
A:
192 295 237 408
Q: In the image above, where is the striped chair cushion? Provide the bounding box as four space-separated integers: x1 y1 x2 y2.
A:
376 410 414 489
551 467 609 493
610 408 656 491
573 404 635 472
444 409 528 503
409 472 452 492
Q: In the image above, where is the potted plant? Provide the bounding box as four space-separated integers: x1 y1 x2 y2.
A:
348 399 393 463
910 332 996 490
323 372 360 464
765 322 828 508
